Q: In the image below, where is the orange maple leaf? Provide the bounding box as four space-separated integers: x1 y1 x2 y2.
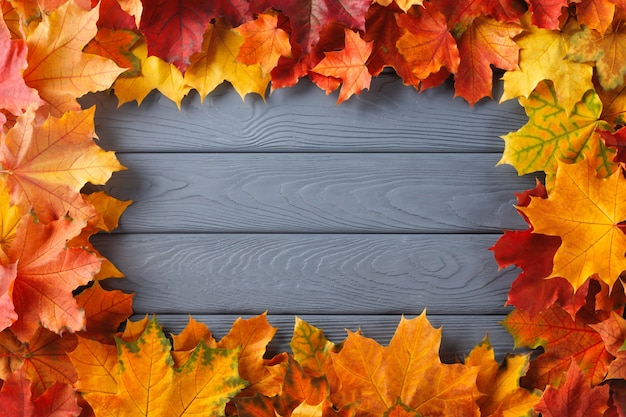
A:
0 106 124 223
235 12 292 75
22 0 125 116
520 159 626 290
310 28 373 104
6 216 100 341
330 312 480 417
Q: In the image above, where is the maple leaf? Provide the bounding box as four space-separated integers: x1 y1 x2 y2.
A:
568 9 626 91
373 0 423 12
330 312 480 417
235 12 292 75
589 312 626 380
465 336 541 417
83 28 141 76
112 39 191 108
6 215 100 341
0 106 125 223
75 316 247 417
0 179 21 263
23 0 125 116
575 0 616 34
310 28 373 104
526 0 568 29
0 368 81 417
600 127 626 165
396 3 460 80
0 263 17 331
97 0 136 30
74 281 133 339
534 361 610 417
499 80 615 179
185 19 270 102
519 158 626 289
454 15 523 105
290 317 336 378
250 0 369 57
503 306 613 389
0 14 42 118
364 3 421 88
500 15 594 115
139 0 215 72
596 77 626 125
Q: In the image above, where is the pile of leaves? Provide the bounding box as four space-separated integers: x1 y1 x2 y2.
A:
1 0 626 415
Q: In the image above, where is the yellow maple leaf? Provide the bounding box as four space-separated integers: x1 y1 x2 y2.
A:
0 180 21 263
501 15 594 115
22 0 125 115
466 336 541 417
520 158 626 289
185 19 270 102
113 39 191 108
331 312 480 417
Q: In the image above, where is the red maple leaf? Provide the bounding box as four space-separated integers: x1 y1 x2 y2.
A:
527 0 568 29
139 0 215 72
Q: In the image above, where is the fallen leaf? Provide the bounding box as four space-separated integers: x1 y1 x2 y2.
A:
526 0 568 29
235 12 292 75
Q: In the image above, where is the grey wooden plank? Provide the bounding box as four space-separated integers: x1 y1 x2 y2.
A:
83 75 526 153
146 313 515 362
95 234 515 315
102 153 536 233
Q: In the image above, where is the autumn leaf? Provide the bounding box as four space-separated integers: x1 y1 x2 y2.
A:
519 158 626 289
373 0 423 13
596 76 626 125
0 263 17 331
75 316 247 417
499 80 614 179
454 15 523 105
568 9 626 91
83 28 141 76
290 317 335 378
575 0 616 34
599 127 626 165
465 336 541 417
589 312 626 380
310 28 373 104
501 15 594 115
235 12 292 75
526 0 568 30
0 368 81 417
139 0 215 72
185 19 270 102
330 312 480 417
0 13 42 118
112 39 191 108
0 106 125 223
396 3 460 80
74 281 133 339
0 179 21 263
503 306 613 389
250 0 369 57
6 216 100 341
23 0 125 116
534 361 610 417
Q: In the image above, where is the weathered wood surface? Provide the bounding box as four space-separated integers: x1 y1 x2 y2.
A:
89 74 530 361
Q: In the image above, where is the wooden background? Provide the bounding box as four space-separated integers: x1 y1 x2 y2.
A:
84 72 535 362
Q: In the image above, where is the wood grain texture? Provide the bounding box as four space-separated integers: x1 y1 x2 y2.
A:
149 314 517 362
83 75 527 153
102 153 536 233
95 234 517 315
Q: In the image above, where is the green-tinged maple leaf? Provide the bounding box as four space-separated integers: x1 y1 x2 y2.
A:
0 13 42 117
499 80 615 179
503 306 613 389
501 16 594 115
310 28 373 104
568 9 626 91
0 106 125 223
534 361 610 417
330 311 480 417
0 368 81 417
465 336 541 417
23 0 125 116
519 158 626 289
454 15 523 105
75 316 247 417
396 2 460 80
185 19 270 102
290 317 336 378
234 12 292 75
